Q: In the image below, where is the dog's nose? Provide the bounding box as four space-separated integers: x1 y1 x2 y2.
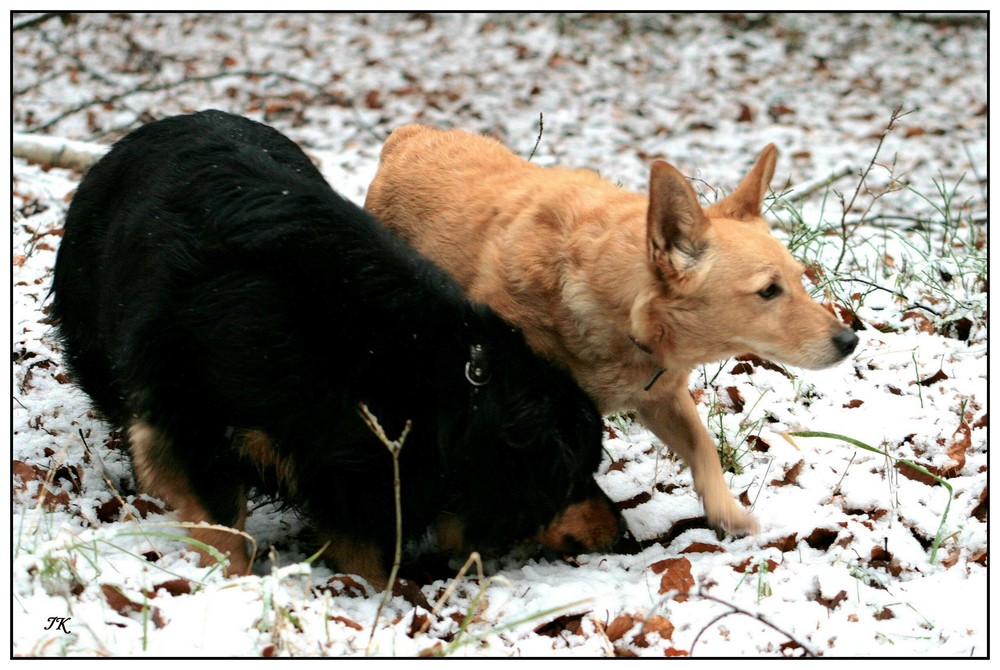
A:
832 329 859 356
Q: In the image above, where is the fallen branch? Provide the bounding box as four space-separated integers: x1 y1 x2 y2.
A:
527 112 544 162
689 589 817 657
782 160 854 203
357 402 411 656
13 132 109 171
29 68 385 143
12 12 70 31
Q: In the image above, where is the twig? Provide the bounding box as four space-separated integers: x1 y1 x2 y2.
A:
527 112 544 162
414 552 487 637
783 161 854 203
689 589 817 657
30 69 385 143
357 402 412 656
833 105 912 272
12 12 70 31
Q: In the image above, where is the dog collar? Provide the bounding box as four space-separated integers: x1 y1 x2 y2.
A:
465 344 491 387
643 367 667 391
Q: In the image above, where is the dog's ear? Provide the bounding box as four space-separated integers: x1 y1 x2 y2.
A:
647 160 708 273
705 143 777 220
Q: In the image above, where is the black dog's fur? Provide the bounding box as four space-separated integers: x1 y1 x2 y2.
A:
51 110 621 584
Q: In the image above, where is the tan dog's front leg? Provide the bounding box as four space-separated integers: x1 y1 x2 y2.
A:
638 377 758 534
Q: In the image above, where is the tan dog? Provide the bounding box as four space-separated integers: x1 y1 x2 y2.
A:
365 126 858 534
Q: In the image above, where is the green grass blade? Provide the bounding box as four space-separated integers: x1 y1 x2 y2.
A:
789 431 953 563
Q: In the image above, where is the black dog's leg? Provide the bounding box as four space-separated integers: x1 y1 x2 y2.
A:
127 419 250 575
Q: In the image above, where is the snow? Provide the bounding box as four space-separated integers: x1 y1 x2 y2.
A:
10 11 988 658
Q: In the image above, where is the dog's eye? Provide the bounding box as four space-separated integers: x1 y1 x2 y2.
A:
757 283 781 300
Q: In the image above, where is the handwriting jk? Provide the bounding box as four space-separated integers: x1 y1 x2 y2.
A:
44 617 71 633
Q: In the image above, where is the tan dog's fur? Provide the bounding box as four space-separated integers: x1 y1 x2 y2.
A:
365 126 856 533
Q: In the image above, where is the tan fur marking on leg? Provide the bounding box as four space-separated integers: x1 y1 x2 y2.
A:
234 429 297 497
537 498 621 553
128 420 251 576
321 534 386 588
434 513 468 553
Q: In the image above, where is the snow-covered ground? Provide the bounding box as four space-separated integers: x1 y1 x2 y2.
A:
11 12 987 657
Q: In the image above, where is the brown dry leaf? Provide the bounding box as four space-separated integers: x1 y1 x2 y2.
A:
148 579 192 597
896 461 940 487
96 498 124 523
770 460 803 487
918 369 949 386
638 615 674 642
902 310 934 333
131 497 165 518
816 589 847 610
330 615 363 631
971 485 987 522
651 557 694 600
38 487 71 510
726 386 745 413
843 398 864 409
733 557 779 574
534 611 589 638
803 528 839 551
315 575 368 598
12 459 44 492
618 491 652 510
13 254 27 267
664 647 689 657
101 584 143 617
605 613 638 642
680 542 725 554
764 534 798 552
941 421 971 477
392 579 431 610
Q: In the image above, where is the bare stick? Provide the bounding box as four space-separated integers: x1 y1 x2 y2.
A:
414 551 487 637
833 105 912 272
783 161 854 204
358 402 412 655
30 69 385 143
527 113 544 162
12 12 69 31
688 589 817 657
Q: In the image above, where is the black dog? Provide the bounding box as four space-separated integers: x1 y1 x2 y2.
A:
51 110 621 585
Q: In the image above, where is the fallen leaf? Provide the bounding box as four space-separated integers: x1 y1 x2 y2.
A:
534 610 589 637
763 534 798 552
635 615 674 646
330 615 363 631
725 386 745 413
770 460 803 487
101 584 143 616
651 557 694 600
680 542 725 554
816 589 847 610
605 613 638 642
803 528 839 551
618 491 652 510
918 369 949 386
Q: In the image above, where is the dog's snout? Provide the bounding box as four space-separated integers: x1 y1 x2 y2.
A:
832 329 859 356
